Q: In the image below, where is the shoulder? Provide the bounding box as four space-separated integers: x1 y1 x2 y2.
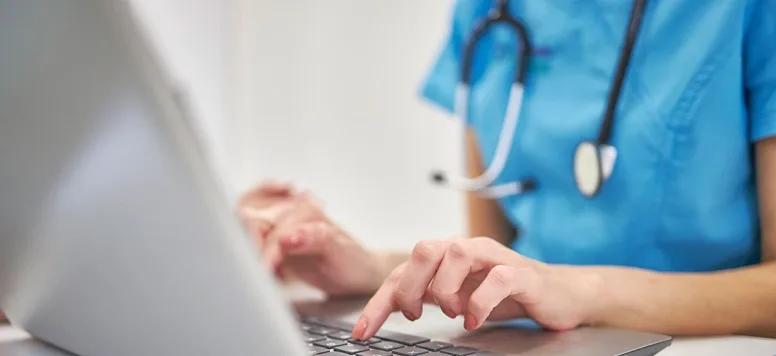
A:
418 1 491 112
448 0 491 39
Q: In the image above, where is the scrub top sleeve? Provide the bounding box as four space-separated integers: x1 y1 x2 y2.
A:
745 0 776 141
419 2 466 114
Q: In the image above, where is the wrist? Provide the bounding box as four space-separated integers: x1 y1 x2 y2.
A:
373 250 407 278
574 267 610 327
353 250 406 295
551 265 609 327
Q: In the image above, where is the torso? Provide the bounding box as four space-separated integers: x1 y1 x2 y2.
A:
459 0 760 271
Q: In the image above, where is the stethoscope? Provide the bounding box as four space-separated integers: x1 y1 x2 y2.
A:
432 0 647 199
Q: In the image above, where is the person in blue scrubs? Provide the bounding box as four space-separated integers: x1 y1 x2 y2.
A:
239 0 776 337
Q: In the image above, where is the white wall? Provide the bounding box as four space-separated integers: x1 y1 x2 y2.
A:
233 1 464 250
128 0 463 251
128 0 237 199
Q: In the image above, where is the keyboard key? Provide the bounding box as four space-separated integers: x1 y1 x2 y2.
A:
318 318 357 331
335 344 370 354
394 346 429 355
302 316 324 324
329 331 355 340
357 351 393 356
303 316 356 330
309 326 338 335
441 346 479 355
327 353 351 356
426 353 452 356
375 330 430 345
417 341 453 351
348 337 381 345
302 332 325 343
307 345 328 354
313 339 347 349
301 323 313 331
304 316 328 324
370 341 403 351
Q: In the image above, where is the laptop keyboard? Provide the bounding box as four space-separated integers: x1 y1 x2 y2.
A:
300 316 500 356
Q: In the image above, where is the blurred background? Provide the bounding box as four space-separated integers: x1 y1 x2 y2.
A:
129 0 464 251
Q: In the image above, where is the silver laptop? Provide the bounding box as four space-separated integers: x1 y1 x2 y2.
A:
0 1 671 355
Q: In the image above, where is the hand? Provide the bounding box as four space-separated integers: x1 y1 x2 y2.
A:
0 309 7 323
238 180 299 241
351 237 604 339
238 181 391 297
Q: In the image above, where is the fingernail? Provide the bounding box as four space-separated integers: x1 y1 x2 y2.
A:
401 310 417 321
451 301 461 316
464 313 477 331
283 234 304 250
440 307 456 319
351 317 367 339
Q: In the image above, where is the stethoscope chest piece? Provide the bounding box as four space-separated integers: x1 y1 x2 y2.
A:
573 142 617 198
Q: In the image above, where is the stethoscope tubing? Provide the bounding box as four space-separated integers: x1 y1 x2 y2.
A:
431 0 646 199
437 0 533 197
597 0 647 145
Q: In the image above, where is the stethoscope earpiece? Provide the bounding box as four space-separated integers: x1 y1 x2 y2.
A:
431 167 538 198
430 171 447 185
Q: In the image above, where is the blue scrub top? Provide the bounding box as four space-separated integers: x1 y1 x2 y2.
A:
421 0 776 272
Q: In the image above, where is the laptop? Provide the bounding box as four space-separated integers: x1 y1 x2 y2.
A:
0 1 672 355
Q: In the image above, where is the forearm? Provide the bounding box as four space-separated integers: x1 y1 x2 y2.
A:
586 262 776 337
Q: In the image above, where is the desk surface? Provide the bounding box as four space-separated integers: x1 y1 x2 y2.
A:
1 284 775 356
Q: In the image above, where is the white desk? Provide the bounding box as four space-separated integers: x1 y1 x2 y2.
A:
2 284 775 356
3 322 776 356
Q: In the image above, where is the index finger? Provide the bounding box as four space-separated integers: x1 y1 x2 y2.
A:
238 183 296 239
260 196 326 267
353 264 405 340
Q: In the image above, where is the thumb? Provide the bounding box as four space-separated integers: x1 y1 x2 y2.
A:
241 180 295 202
